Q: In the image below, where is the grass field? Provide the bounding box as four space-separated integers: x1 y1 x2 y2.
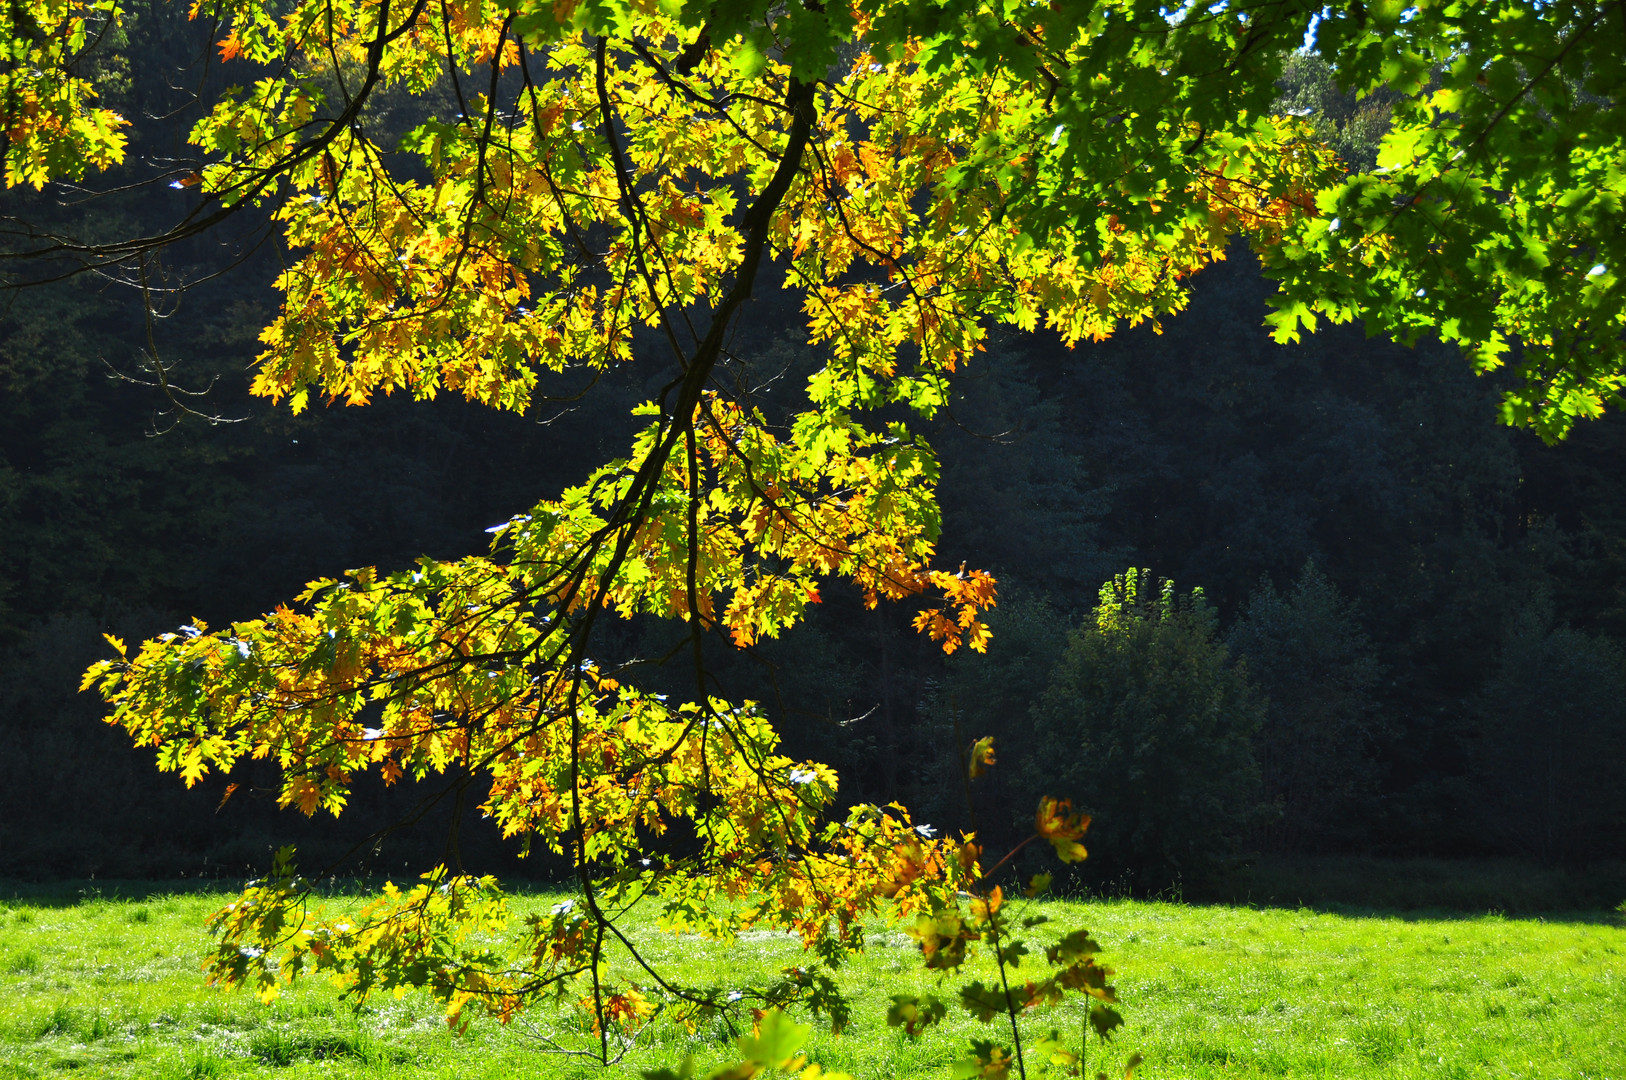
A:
1 883 1621 1080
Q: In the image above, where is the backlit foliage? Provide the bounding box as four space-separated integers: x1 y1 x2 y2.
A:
0 0 128 187
1265 2 1626 441
0 0 1616 1072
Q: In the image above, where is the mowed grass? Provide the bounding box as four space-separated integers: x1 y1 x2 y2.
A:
0 885 1621 1080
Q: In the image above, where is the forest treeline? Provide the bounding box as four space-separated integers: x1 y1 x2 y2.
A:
2 12 1623 887
8 243 1626 887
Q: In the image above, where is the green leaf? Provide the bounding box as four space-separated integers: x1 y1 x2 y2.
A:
1047 929 1102 965
958 981 1010 1023
736 1009 810 1067
1032 1029 1080 1068
1088 1004 1124 1041
730 36 768 80
643 1059 696 1080
886 994 947 1037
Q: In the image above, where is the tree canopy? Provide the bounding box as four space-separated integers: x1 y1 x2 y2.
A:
4 0 1625 1072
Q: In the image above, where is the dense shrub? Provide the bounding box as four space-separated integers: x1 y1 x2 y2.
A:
1026 570 1268 893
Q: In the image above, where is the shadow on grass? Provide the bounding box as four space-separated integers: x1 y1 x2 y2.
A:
1228 855 1626 924
1048 856 1626 925
9 860 1624 925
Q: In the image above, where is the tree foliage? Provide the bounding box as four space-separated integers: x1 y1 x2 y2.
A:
1260 2 1626 438
4 0 1626 1070
1028 571 1267 891
1473 599 1626 864
1227 561 1383 854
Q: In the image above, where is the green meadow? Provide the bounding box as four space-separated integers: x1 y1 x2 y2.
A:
1 884 1621 1080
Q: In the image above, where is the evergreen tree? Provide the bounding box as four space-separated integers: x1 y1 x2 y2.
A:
1028 570 1267 893
1228 561 1383 853
1473 601 1626 863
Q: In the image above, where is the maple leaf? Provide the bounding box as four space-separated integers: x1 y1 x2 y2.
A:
886 994 947 1037
967 736 995 779
1035 796 1091 863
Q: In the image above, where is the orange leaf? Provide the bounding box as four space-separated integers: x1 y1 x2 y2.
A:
1035 797 1092 863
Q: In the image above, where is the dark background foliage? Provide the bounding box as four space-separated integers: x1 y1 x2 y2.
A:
3 28 1623 892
